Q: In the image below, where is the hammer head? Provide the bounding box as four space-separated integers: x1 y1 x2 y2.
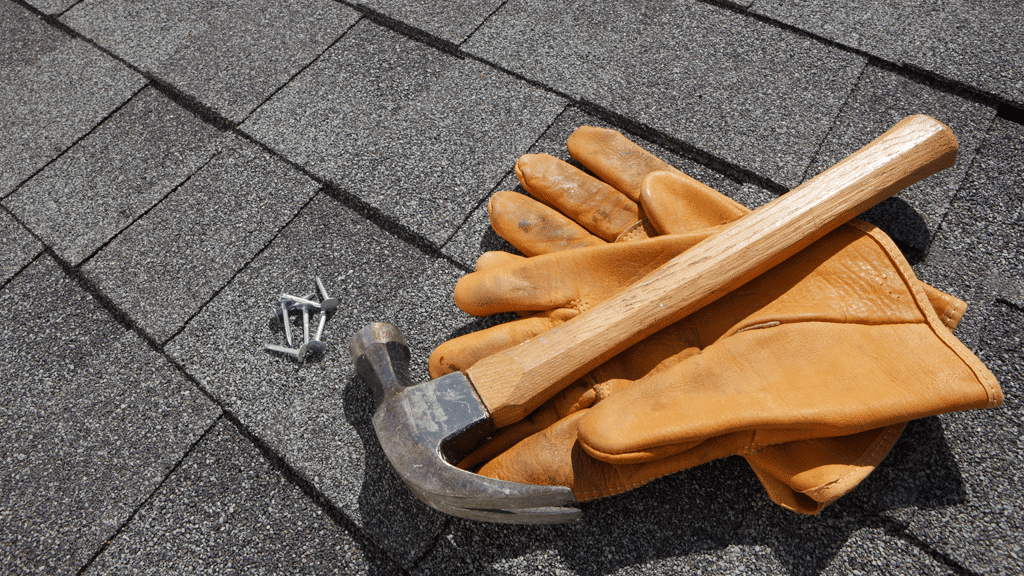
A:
350 323 580 524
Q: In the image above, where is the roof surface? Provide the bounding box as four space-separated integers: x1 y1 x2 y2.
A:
2 0 1022 574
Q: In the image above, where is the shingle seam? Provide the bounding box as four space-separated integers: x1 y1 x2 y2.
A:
0 222 44 293
220 411 412 574
320 182 475 271
693 0 1023 117
332 0 464 57
73 414 225 576
797 62 869 185
158 187 324 347
35 258 411 572
0 81 147 201
995 297 1024 314
237 15 364 126
921 113 998 261
458 0 508 47
55 0 86 18
438 101 571 256
13 1 241 132
237 128 471 271
74 141 225 269
876 516 982 576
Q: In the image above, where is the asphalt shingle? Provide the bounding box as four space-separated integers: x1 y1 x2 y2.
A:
164 193 479 566
0 0 144 197
419 457 771 575
907 1 1024 106
899 302 1023 575
80 137 318 343
802 65 996 255
819 527 958 575
86 419 399 575
915 117 1024 349
22 0 78 14
61 0 359 123
3 87 226 265
750 0 935 62
242 19 566 246
358 0 505 44
463 0 865 188
0 209 42 284
0 256 219 575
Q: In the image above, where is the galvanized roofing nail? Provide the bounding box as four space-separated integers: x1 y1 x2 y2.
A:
265 343 308 363
279 300 294 347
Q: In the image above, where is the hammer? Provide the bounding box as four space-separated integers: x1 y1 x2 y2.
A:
350 115 958 523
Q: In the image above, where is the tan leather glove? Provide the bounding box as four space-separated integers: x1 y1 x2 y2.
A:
431 127 1001 513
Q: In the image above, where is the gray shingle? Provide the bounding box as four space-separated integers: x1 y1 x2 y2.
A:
898 303 1023 575
358 0 505 44
81 137 318 343
820 527 959 575
442 105 770 267
4 87 225 265
22 0 79 14
242 20 566 246
419 458 773 575
0 256 219 575
163 194 482 566
0 0 144 197
464 0 865 187
750 0 937 62
86 419 399 575
802 65 996 255
61 0 359 123
0 209 42 284
915 118 1024 349
907 1 1024 106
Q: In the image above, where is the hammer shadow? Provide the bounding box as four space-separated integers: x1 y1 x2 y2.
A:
341 373 452 571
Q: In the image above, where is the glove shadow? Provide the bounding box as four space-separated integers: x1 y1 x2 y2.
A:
435 417 964 576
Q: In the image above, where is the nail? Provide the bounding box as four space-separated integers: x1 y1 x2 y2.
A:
279 301 294 347
315 277 340 314
265 343 308 363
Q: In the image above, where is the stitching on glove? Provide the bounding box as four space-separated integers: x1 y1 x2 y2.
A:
586 372 612 401
569 299 590 313
614 218 650 243
801 423 903 501
940 298 965 330
848 220 1002 408
736 320 782 333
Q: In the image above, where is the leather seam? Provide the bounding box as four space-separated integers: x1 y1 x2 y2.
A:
614 218 649 243
801 423 904 500
848 220 1001 408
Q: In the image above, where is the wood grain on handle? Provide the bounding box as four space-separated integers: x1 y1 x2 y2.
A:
467 114 958 428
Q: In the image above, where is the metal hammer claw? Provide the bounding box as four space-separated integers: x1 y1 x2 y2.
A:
349 115 959 524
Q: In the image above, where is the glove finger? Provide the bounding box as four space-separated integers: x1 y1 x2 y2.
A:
489 190 604 256
474 250 524 272
515 153 642 242
641 171 749 235
567 126 679 202
454 234 707 316
428 309 578 378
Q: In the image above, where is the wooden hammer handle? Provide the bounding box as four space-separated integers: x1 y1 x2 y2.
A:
466 114 959 428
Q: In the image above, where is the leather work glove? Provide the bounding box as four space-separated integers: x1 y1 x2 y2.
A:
431 127 1002 513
